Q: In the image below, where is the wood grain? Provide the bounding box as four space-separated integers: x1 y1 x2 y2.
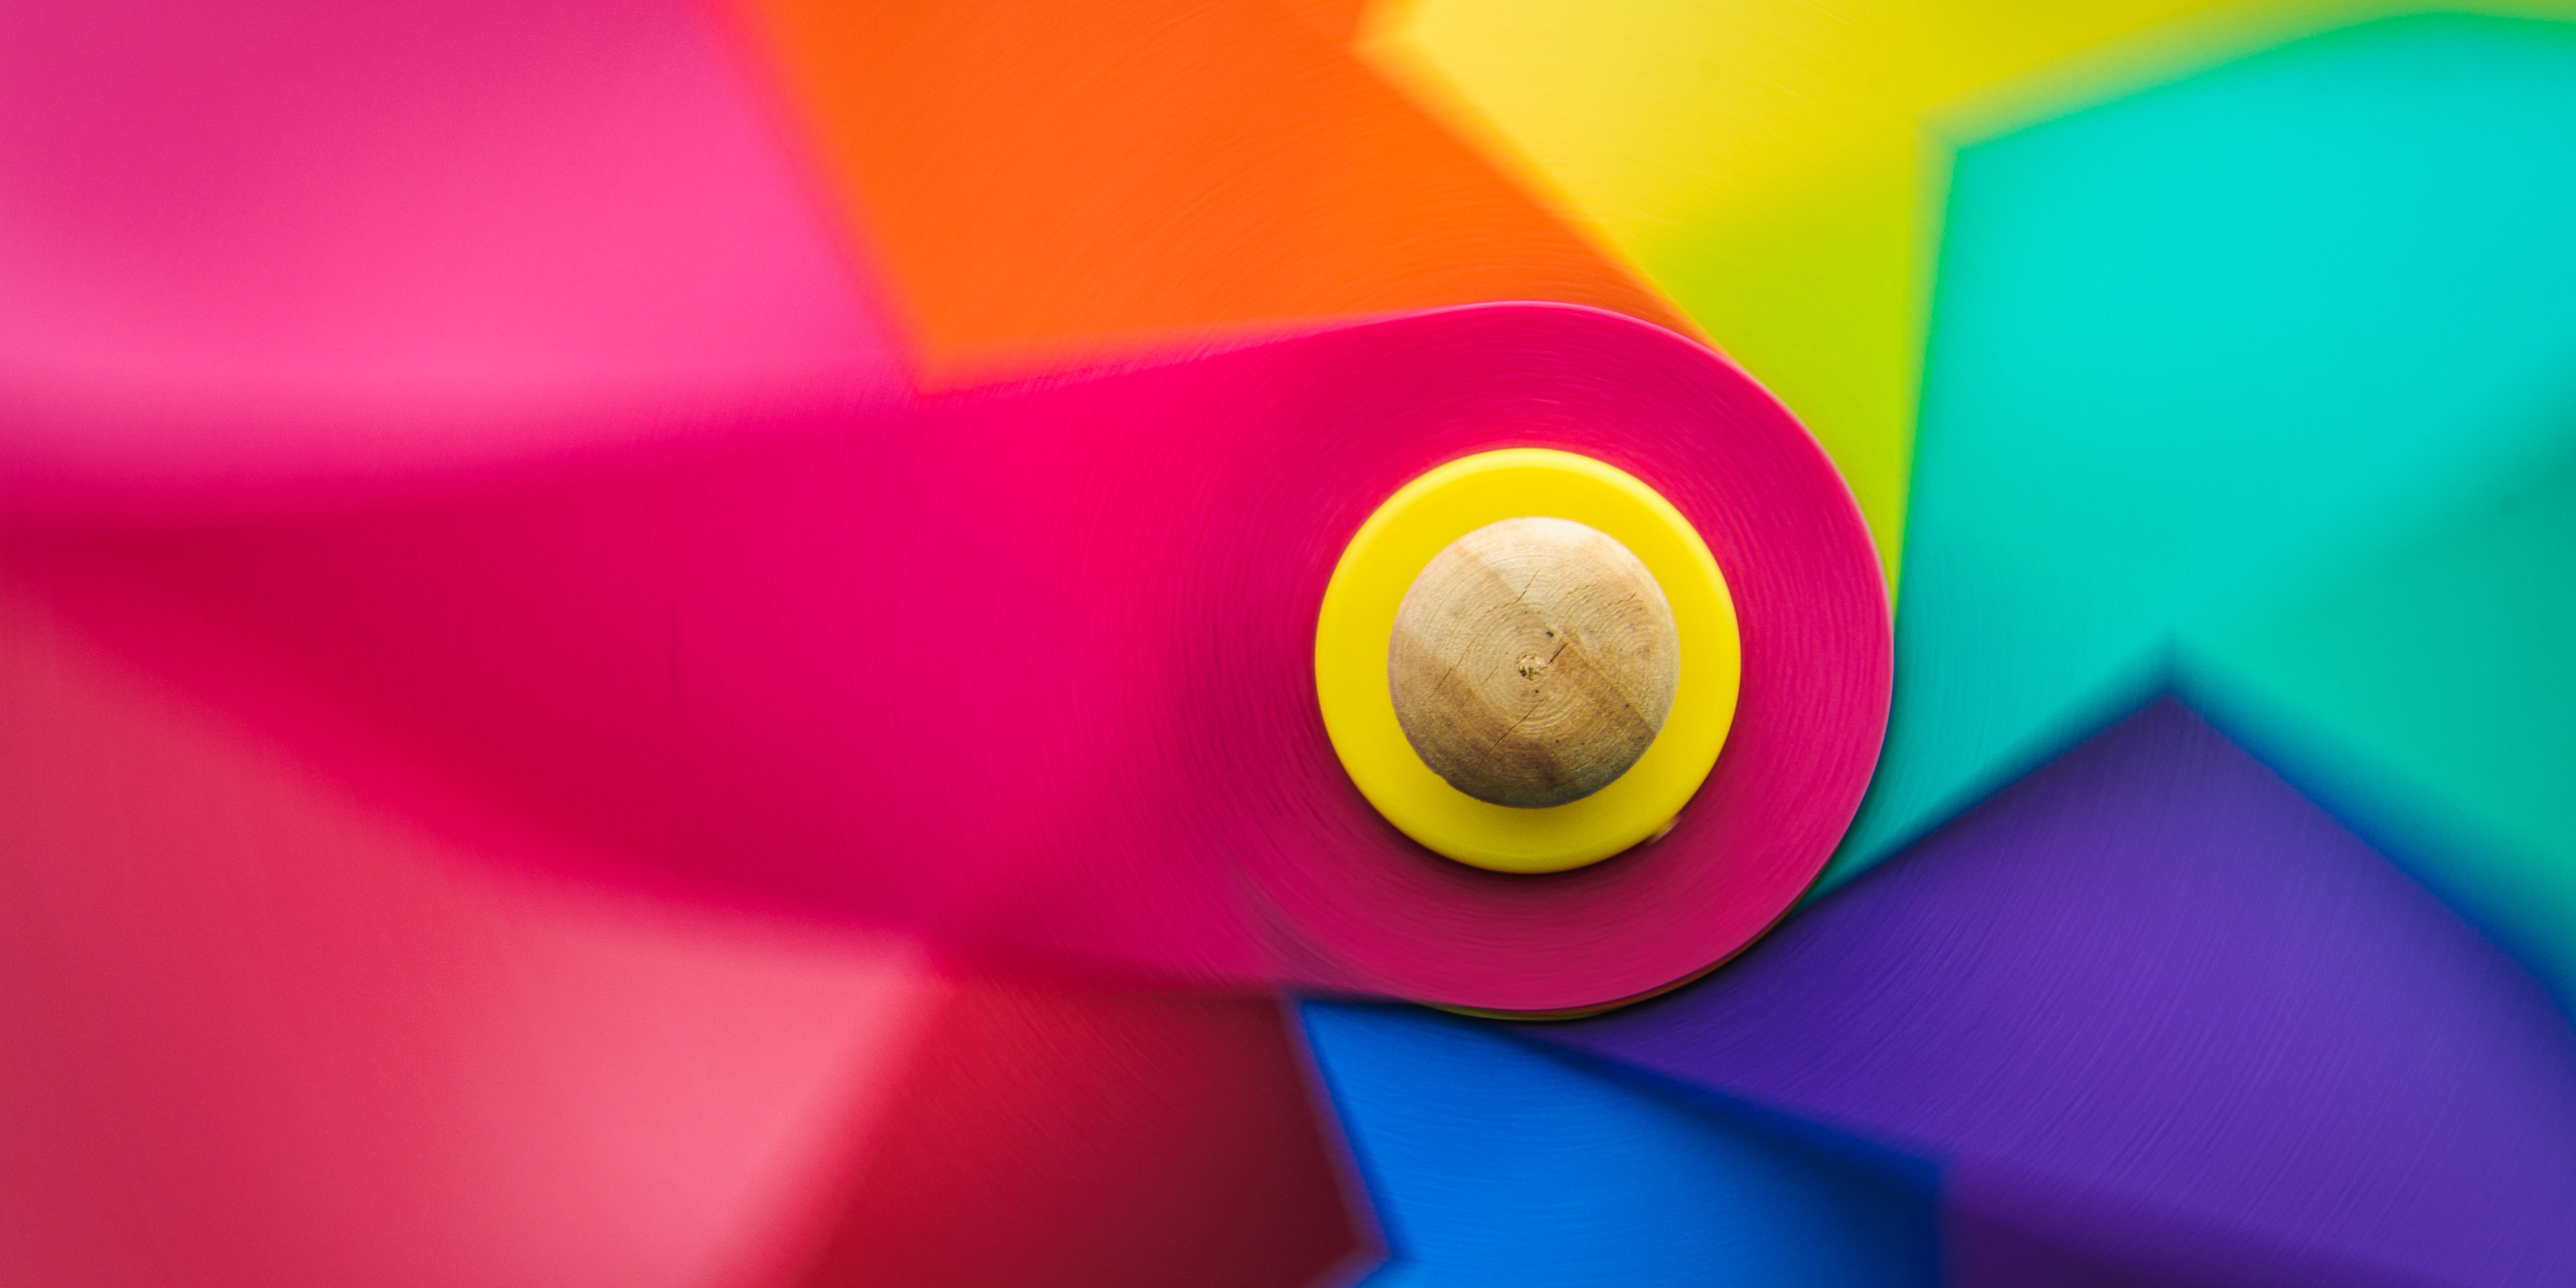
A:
1389 517 1679 808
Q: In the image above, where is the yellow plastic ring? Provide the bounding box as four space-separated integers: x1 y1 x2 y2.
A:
1316 448 1740 873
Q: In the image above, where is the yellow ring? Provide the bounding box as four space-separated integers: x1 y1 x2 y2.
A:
1316 449 1740 873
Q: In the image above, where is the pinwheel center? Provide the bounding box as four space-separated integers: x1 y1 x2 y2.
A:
1389 516 1680 808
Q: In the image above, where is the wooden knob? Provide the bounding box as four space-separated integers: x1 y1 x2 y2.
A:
1388 517 1681 808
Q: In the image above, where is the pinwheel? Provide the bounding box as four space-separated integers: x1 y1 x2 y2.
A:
3 2 2571 1286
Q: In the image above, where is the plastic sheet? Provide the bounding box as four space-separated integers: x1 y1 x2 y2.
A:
5 302 1887 1013
1545 699 2576 1286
